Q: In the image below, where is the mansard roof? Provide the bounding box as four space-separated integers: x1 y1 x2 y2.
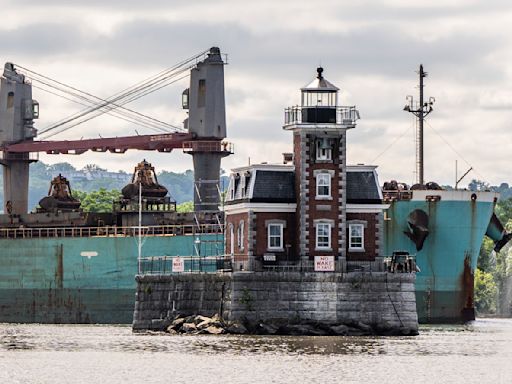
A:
227 164 295 204
346 165 383 204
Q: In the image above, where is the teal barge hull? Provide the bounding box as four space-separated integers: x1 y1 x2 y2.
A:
0 233 222 323
383 190 498 323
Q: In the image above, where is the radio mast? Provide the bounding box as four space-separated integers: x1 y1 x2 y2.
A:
403 65 435 186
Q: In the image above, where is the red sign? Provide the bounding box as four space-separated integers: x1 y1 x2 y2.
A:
172 257 185 272
314 256 335 272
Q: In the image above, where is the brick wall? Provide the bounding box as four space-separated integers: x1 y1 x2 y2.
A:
225 212 249 257
295 132 347 261
253 211 297 261
346 212 379 261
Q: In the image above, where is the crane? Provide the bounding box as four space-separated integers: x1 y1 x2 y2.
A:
0 47 232 214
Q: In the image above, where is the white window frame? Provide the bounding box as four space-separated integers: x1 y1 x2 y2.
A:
237 221 244 251
349 223 364 251
229 224 234 254
267 223 284 250
229 176 235 200
316 173 331 198
316 222 331 250
316 139 332 161
240 175 246 198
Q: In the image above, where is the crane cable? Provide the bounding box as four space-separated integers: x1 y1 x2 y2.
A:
18 65 189 136
18 49 206 134
39 73 190 139
31 83 172 135
13 48 210 137
25 77 179 132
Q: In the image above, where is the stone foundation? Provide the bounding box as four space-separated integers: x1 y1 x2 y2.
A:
133 271 418 335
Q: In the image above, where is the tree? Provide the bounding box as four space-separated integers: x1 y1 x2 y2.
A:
478 237 495 272
47 162 76 174
495 198 512 224
177 201 194 213
82 164 106 172
474 268 498 314
74 189 121 212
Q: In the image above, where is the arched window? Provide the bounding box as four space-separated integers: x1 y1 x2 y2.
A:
229 223 234 254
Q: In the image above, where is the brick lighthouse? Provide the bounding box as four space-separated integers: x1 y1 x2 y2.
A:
224 68 385 271
283 67 359 265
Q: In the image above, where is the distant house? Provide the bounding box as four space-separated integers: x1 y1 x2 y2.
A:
224 68 388 270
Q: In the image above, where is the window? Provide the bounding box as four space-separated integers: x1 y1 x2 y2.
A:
316 138 332 161
7 92 14 108
267 223 283 250
229 176 236 200
197 79 206 107
229 224 234 254
349 224 364 250
237 221 244 250
240 176 246 198
316 173 331 197
316 222 331 249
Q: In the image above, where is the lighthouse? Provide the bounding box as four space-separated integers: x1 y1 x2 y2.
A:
283 67 359 264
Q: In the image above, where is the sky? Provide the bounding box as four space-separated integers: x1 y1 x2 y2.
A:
1 0 512 187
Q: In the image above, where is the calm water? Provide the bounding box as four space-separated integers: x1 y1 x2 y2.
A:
1 319 511 384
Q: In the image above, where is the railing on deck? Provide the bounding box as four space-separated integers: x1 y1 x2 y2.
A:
284 106 359 126
139 255 233 275
0 223 225 239
137 253 418 275
383 254 418 273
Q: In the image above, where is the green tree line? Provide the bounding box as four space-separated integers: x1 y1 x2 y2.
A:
0 161 204 211
474 180 512 315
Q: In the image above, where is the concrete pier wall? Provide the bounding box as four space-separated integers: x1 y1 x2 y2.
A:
133 272 418 334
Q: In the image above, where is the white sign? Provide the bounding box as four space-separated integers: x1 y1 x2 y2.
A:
314 256 335 272
80 251 98 259
172 257 185 272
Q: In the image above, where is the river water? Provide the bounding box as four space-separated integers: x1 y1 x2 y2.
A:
0 318 511 384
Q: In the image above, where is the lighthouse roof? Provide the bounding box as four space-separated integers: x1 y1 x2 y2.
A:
301 67 339 92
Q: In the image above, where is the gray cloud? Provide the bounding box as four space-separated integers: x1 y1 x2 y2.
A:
0 23 85 57
1 1 511 186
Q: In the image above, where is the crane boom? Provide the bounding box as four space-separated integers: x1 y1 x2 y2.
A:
2 133 194 155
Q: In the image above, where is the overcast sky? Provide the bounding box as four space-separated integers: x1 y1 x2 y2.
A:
1 0 512 186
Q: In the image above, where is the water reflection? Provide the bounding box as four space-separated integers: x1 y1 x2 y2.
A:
0 327 35 350
0 319 510 358
191 335 389 356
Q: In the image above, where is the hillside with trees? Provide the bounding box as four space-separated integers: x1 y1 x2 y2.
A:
0 161 198 211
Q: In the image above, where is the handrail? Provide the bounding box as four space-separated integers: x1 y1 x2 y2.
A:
284 106 359 125
139 255 232 275
0 223 225 239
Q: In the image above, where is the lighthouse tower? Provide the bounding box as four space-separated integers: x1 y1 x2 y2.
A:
283 68 359 264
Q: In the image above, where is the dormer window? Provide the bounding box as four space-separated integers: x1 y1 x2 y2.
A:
229 176 236 200
240 174 246 198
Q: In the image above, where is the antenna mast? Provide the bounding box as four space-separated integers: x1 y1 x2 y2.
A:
404 65 435 185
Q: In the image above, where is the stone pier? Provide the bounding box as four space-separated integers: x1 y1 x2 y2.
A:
133 271 418 335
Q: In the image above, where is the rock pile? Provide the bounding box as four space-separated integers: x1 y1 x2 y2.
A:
166 314 248 335
162 314 417 336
